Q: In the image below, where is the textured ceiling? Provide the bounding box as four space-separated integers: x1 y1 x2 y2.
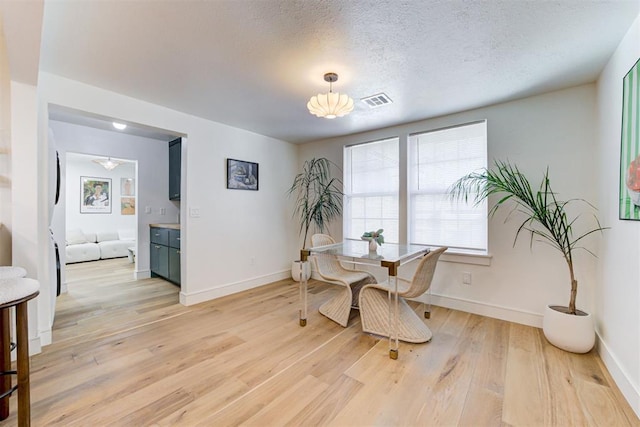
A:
39 0 639 144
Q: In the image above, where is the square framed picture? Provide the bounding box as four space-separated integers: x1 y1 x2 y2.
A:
81 177 112 214
121 197 135 215
227 158 258 191
121 177 135 196
619 57 640 220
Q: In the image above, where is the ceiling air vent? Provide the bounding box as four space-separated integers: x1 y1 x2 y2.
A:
361 93 393 109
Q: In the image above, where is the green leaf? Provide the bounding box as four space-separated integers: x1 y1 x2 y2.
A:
288 157 343 249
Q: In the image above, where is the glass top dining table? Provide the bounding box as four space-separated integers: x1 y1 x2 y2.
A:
305 239 429 263
299 239 431 359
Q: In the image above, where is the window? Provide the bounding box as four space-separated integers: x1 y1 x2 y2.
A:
343 137 399 243
342 121 488 255
408 121 487 252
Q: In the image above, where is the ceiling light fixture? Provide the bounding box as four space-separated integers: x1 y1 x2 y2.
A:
92 157 124 171
307 72 354 119
112 122 127 130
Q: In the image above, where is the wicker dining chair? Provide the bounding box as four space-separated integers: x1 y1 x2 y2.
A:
311 234 377 327
358 246 447 343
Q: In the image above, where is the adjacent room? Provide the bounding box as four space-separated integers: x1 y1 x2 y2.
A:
0 0 639 425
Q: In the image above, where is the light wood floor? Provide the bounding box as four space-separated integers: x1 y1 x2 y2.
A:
5 257 638 425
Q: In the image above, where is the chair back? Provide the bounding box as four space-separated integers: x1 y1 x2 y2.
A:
401 246 447 298
311 234 335 247
311 234 342 278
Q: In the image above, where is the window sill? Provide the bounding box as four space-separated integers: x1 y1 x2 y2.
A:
440 251 492 266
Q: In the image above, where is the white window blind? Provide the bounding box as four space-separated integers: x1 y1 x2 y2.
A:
408 121 487 252
344 138 399 243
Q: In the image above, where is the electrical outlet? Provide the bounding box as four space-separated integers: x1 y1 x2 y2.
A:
250 257 255 266
145 206 151 214
463 272 472 285
190 207 201 218
160 207 166 215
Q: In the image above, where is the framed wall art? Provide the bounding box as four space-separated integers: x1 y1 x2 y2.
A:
121 177 135 196
81 176 112 214
619 57 640 220
121 197 135 215
227 158 259 191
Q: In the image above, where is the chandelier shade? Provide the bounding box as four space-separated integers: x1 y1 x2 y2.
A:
92 157 124 171
307 73 354 119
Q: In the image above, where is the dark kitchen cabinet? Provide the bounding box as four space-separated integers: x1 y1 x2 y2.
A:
169 137 181 201
150 226 180 286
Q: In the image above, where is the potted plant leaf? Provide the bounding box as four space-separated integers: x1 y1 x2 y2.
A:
449 160 607 353
288 157 343 281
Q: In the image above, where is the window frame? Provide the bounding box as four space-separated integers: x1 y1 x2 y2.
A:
341 120 490 261
407 120 488 254
343 137 400 244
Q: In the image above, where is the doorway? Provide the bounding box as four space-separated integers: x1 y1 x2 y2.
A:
47 107 182 344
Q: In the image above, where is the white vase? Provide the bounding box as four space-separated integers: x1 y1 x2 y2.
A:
542 305 595 353
369 239 377 251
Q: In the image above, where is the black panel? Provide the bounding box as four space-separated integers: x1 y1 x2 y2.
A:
54 242 61 297
55 151 61 205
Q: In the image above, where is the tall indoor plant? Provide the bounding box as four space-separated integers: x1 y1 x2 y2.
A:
288 157 343 280
449 160 606 352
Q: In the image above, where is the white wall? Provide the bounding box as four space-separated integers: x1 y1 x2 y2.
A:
596 13 640 417
64 153 136 235
0 26 11 265
38 72 298 317
49 120 174 282
300 84 600 327
10 81 41 352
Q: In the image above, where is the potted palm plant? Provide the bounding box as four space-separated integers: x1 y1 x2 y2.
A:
449 160 606 353
288 157 343 281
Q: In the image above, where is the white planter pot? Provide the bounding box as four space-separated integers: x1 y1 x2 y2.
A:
542 305 595 353
291 260 311 282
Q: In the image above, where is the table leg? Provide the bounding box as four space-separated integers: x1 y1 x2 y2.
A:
299 260 308 327
0 309 10 420
388 274 399 359
424 287 431 319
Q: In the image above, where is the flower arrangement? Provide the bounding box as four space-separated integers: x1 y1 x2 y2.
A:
361 229 384 245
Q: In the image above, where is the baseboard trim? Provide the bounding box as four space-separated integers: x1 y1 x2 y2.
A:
412 293 543 328
14 335 43 360
30 335 42 356
38 329 51 348
596 332 640 419
135 270 151 280
180 270 291 306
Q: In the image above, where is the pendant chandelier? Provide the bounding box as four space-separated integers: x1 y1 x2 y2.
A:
307 72 354 119
92 157 123 171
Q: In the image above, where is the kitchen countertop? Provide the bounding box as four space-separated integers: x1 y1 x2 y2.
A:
149 223 181 230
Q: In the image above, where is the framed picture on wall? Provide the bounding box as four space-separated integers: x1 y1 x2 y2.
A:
121 197 135 215
226 158 259 191
81 176 112 214
619 57 640 220
121 178 135 196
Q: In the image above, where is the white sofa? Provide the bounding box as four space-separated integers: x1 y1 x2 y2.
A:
66 229 135 264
